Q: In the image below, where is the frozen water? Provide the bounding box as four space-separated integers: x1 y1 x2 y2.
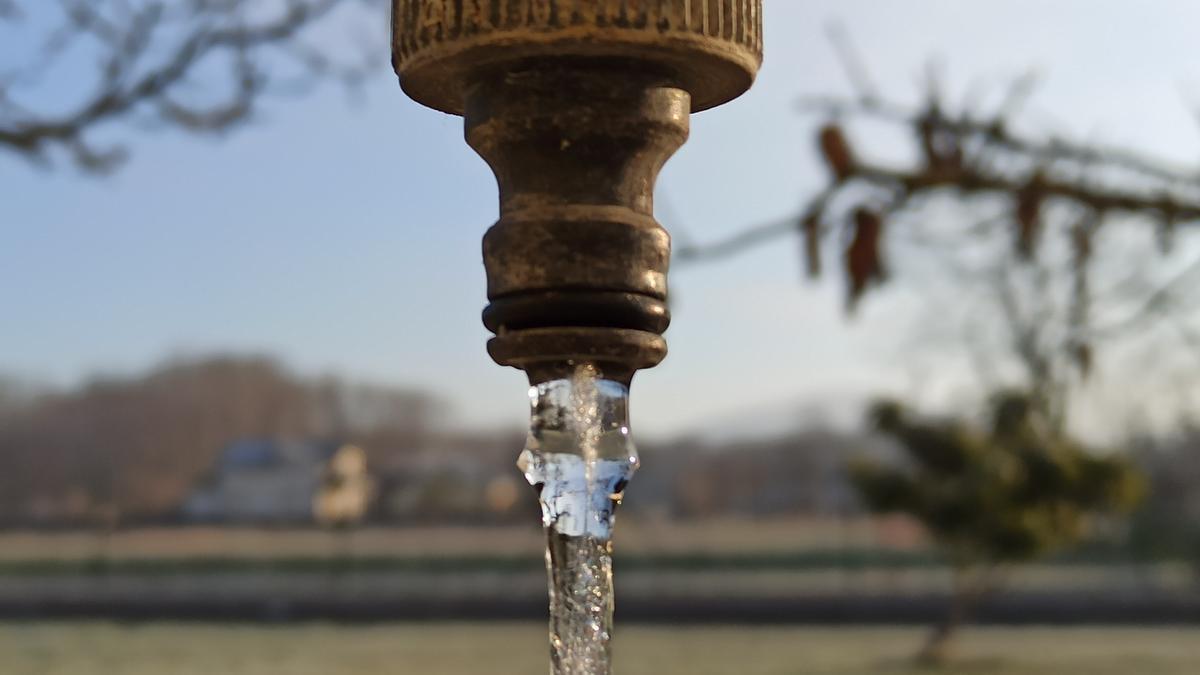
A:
517 365 638 675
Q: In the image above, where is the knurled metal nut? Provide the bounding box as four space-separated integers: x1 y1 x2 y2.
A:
392 0 763 115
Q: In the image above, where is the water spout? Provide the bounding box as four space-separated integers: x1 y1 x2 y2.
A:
390 3 762 671
519 364 637 674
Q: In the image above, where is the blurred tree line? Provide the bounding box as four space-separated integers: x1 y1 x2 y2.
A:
0 356 442 526
3 355 1198 562
0 356 875 528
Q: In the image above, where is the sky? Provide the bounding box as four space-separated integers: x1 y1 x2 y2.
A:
4 1 1200 440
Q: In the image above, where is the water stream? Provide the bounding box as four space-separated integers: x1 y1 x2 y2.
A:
517 364 639 675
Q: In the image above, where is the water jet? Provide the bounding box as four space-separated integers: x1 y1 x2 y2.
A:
392 2 762 671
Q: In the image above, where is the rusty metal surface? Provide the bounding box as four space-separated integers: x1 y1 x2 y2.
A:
392 0 763 114
469 64 682 382
392 0 762 382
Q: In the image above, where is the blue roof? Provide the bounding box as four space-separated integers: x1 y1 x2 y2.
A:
218 438 340 471
221 439 282 469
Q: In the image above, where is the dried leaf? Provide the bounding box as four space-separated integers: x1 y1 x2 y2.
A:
1015 171 1046 260
1072 342 1093 378
845 207 885 310
818 123 855 181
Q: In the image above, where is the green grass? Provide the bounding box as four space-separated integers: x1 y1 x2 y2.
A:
1 623 1197 674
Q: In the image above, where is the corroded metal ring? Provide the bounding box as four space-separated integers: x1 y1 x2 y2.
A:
488 327 667 385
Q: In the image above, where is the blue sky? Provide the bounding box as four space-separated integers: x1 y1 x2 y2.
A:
4 1 1200 438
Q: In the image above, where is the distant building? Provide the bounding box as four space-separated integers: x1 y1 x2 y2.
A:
184 439 368 524
313 444 375 527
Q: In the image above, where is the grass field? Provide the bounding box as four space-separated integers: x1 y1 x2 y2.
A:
1 623 1197 675
0 519 896 561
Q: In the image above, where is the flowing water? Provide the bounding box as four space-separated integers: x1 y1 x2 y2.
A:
517 364 639 675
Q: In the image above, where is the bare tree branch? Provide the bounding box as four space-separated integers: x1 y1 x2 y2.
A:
677 38 1200 425
0 0 384 172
